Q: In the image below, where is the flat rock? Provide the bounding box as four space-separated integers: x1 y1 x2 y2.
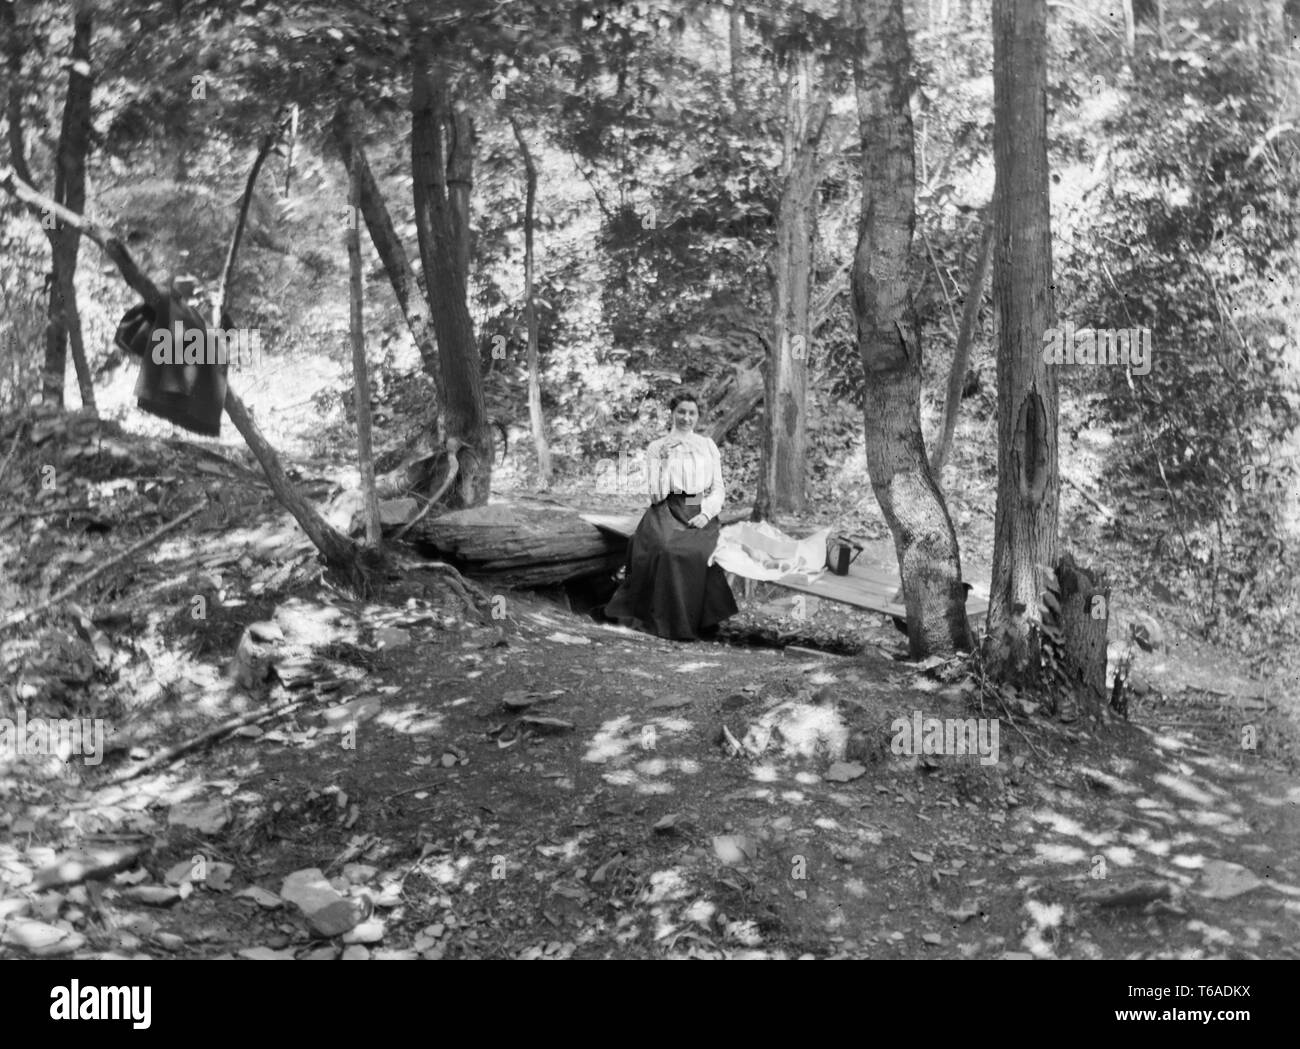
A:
3 919 85 957
121 885 182 907
168 797 231 835
342 919 385 945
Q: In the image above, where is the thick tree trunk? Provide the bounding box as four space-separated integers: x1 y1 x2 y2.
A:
40 5 93 411
931 208 993 474
330 106 447 425
347 149 382 547
411 32 491 507
1050 552 1109 719
754 94 825 520
988 0 1060 682
447 103 474 293
509 117 552 488
850 0 973 658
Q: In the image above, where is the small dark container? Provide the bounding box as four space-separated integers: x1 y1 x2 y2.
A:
826 535 864 576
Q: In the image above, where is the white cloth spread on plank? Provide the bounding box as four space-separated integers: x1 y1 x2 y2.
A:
645 431 725 521
709 520 832 581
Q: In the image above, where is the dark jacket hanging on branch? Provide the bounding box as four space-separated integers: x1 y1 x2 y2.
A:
114 297 231 437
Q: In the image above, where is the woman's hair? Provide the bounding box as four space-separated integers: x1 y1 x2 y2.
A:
668 389 701 413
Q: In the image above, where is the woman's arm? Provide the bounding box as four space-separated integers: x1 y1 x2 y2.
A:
645 438 664 504
700 438 725 521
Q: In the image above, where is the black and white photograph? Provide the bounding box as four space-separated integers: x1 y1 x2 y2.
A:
0 0 1296 1015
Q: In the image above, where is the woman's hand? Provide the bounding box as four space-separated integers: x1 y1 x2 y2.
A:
687 513 709 528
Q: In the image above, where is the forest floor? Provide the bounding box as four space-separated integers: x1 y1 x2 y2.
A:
1 410 1299 960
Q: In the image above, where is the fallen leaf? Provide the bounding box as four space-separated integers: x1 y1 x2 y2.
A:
825 761 867 783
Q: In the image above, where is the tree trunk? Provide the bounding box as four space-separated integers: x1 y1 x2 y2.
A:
1121 0 1136 57
754 78 826 520
709 365 764 445
447 102 474 294
729 4 744 110
330 106 447 427
283 103 299 198
347 143 382 547
931 208 993 474
411 31 491 508
988 0 1060 682
509 117 552 489
40 5 93 411
850 0 973 658
1051 552 1109 720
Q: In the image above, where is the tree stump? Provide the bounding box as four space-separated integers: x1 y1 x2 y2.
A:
1055 552 1109 715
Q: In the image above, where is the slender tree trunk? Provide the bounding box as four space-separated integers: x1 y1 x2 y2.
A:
330 106 446 427
851 0 973 658
57 266 94 412
729 4 744 110
41 5 93 410
509 117 552 488
283 103 299 198
347 152 382 547
931 208 993 474
988 0 1059 681
411 30 490 507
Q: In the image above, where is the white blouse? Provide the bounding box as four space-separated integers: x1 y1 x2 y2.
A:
645 431 725 521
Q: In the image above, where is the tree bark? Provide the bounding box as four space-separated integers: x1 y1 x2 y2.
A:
988 0 1060 682
411 30 491 507
753 76 827 520
447 101 474 293
1051 552 1109 719
850 0 973 658
709 365 764 445
283 103 299 198
410 502 626 588
729 4 744 110
347 133 382 547
329 105 447 423
508 117 552 489
931 207 993 474
8 2 95 412
43 4 93 410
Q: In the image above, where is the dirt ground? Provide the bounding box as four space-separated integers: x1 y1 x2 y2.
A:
2 413 1299 960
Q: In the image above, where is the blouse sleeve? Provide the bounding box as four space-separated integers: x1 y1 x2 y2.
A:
700 438 725 521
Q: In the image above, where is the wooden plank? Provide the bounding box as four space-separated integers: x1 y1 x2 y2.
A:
578 509 989 623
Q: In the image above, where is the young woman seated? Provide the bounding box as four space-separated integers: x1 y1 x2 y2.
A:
603 390 739 640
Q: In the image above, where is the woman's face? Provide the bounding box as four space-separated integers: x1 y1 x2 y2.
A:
671 401 698 432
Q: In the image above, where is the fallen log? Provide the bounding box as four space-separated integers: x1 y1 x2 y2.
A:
405 501 626 588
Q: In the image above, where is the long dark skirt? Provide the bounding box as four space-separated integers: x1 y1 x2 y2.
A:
604 494 738 641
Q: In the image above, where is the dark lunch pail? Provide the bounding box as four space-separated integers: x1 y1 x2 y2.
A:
826 535 864 576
